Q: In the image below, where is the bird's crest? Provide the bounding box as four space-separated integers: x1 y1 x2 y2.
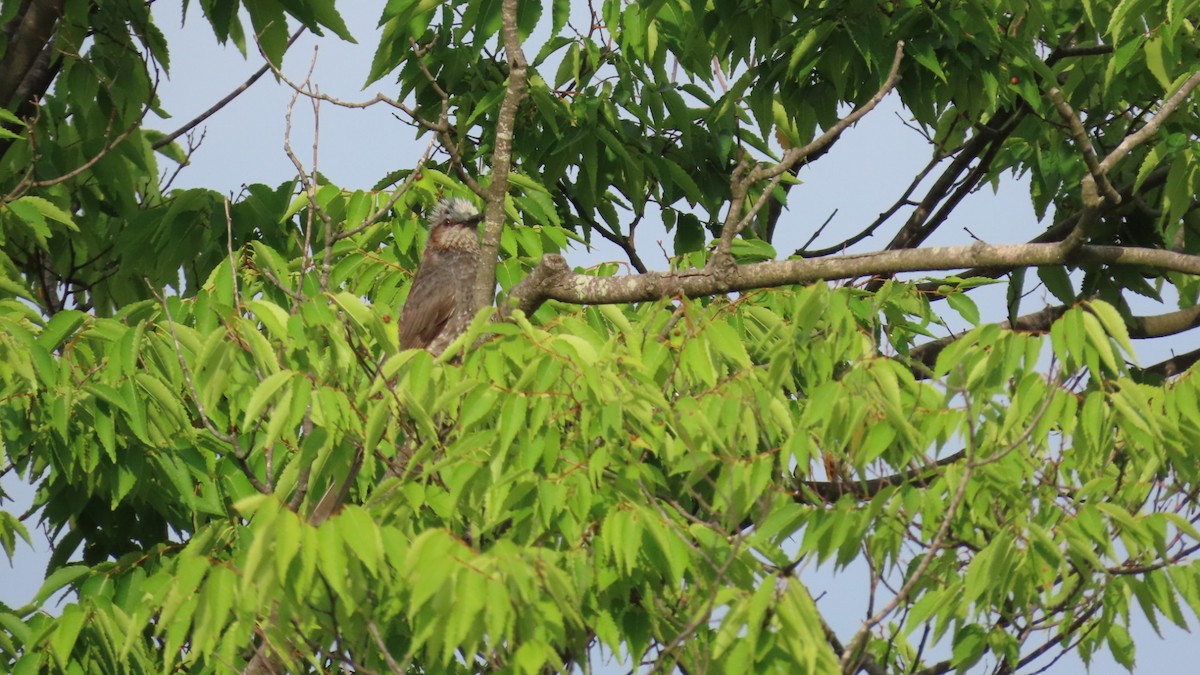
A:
429 197 481 227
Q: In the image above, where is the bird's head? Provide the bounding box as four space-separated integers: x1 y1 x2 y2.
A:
429 198 483 228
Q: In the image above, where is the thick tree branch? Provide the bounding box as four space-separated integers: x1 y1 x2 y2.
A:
909 305 1067 375
505 254 570 317
473 0 529 313
1142 346 1200 379
508 242 1200 310
793 450 967 504
0 0 63 109
908 300 1200 377
915 165 1172 287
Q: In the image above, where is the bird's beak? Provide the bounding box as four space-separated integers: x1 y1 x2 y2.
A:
466 214 484 226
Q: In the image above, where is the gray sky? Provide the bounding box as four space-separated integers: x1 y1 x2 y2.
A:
2 3 1195 673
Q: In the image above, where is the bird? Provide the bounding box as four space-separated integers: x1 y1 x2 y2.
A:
397 197 484 354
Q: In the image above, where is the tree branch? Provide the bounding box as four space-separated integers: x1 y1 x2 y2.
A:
914 164 1172 287
0 0 63 109
714 42 905 260
508 242 1200 309
1046 86 1120 204
560 180 648 273
473 0 530 313
799 153 941 257
1141 345 1200 379
839 427 974 672
1057 69 1200 254
332 137 436 243
1098 70 1200 174
153 28 306 150
882 109 1025 252
793 450 967 504
909 304 1067 376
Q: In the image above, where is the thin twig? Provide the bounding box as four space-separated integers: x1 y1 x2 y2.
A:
1046 86 1120 204
838 378 976 672
151 284 270 494
332 137 437 242
154 28 306 150
714 42 906 259
367 621 405 674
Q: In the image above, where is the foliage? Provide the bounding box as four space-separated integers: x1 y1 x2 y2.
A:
1 0 1200 673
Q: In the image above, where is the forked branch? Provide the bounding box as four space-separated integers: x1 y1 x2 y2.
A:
714 42 907 260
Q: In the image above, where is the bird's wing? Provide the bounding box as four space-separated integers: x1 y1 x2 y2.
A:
398 262 457 350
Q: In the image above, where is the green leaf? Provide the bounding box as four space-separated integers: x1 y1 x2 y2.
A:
38 310 86 351
25 566 90 611
1080 310 1120 373
242 370 294 429
248 300 290 340
1107 623 1135 670
12 195 78 230
1086 299 1136 365
336 505 382 576
1037 266 1075 304
317 522 351 603
1143 35 1171 89
952 623 987 669
1109 0 1155 41
49 605 86 669
945 292 980 325
911 42 947 81
1006 268 1025 326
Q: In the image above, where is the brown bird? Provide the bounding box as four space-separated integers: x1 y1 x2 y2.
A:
397 198 483 354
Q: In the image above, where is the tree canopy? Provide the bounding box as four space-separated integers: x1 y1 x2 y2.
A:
2 0 1200 672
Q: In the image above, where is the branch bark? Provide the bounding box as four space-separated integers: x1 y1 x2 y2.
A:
0 0 63 109
913 164 1172 288
473 0 529 313
507 242 1200 315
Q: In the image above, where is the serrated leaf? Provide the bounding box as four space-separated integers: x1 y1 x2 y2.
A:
242 370 294 429
336 506 382 576
13 196 78 230
1081 311 1120 373
247 300 290 340
23 565 90 611
49 605 86 669
1086 299 1136 365
38 310 86 351
1037 266 1075 304
1143 36 1171 89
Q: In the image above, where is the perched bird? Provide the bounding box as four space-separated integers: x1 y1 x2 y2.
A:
397 197 483 354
